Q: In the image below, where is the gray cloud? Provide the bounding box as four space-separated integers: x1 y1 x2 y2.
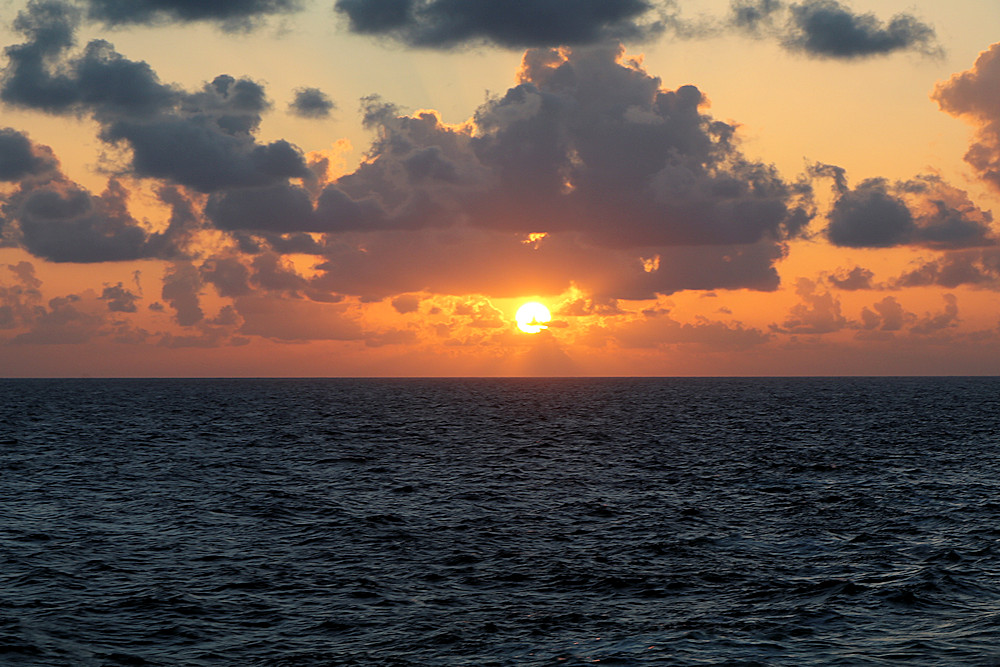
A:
0 128 59 181
8 178 182 262
334 0 666 49
1 3 308 192
83 0 301 30
207 46 811 299
161 262 203 326
893 249 1000 290
290 87 335 118
827 265 874 290
815 167 995 249
784 0 939 59
731 0 939 60
100 282 139 312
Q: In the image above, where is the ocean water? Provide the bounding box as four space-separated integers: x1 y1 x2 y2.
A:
2 377 1000 666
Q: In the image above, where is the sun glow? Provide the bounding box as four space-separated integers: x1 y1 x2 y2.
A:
515 301 551 334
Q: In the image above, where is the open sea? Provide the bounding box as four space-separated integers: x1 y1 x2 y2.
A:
2 377 1000 666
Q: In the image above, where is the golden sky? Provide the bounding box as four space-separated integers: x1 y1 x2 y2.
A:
1 0 999 376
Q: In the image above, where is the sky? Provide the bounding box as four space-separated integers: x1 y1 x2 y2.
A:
1 0 999 377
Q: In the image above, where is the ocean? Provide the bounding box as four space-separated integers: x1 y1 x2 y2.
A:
2 377 1000 665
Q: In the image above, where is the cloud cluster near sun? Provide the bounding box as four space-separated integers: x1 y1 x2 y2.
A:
0 0 997 371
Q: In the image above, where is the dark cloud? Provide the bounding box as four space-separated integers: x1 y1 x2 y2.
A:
784 0 939 59
0 128 59 181
83 0 301 30
390 294 421 314
8 178 181 262
161 262 203 326
934 43 1000 192
827 265 874 290
100 282 139 312
814 167 995 249
334 0 666 49
826 178 913 248
215 46 810 299
290 87 335 118
730 0 939 60
1 3 308 192
730 0 782 32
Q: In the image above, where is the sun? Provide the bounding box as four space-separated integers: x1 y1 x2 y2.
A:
515 301 551 334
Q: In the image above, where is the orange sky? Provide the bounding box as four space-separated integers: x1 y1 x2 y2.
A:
1 0 999 376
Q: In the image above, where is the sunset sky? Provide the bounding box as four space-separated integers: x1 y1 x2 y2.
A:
1 0 999 376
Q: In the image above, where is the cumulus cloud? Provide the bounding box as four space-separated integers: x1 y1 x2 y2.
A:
213 46 810 299
827 265 874 290
334 0 668 49
813 166 995 249
290 87 335 118
7 177 183 262
82 0 301 31
731 0 939 60
161 262 203 326
859 295 906 332
784 0 939 59
772 278 846 334
0 2 308 192
934 42 1000 192
892 249 1000 289
0 128 58 181
100 282 139 312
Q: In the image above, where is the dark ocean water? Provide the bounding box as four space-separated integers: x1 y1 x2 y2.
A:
2 377 1000 666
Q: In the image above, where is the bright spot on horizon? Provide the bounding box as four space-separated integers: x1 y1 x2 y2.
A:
515 302 551 334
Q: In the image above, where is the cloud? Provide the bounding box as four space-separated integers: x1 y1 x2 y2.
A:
892 248 1000 289
934 42 1000 192
783 0 939 59
216 46 809 299
827 265 874 290
334 0 667 49
771 278 846 334
731 0 939 60
814 167 995 249
391 293 421 313
0 262 43 330
1 3 308 192
859 295 906 331
234 294 364 341
8 177 183 262
290 87 335 118
584 307 769 349
910 293 959 335
11 292 105 344
161 262 204 326
82 0 301 31
0 128 58 181
100 282 139 312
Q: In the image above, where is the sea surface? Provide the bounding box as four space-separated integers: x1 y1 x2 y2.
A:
2 377 1000 666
